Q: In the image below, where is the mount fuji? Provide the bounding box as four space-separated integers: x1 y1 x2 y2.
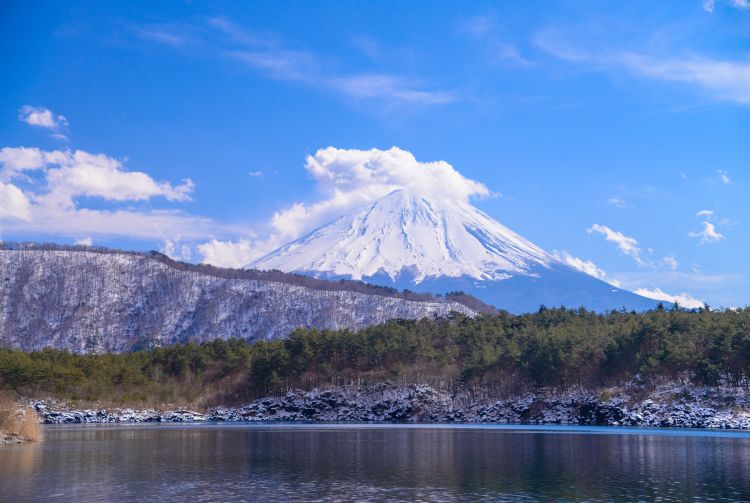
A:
251 189 658 313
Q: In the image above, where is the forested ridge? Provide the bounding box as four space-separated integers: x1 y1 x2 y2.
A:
1 305 749 408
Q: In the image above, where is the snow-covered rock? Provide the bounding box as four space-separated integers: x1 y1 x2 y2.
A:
34 381 750 430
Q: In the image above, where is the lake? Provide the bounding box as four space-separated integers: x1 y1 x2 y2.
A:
1 423 749 502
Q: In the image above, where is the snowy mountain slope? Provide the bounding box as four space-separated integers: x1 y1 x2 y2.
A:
252 189 658 313
0 245 475 353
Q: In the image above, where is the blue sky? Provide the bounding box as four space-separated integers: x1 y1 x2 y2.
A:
1 1 748 308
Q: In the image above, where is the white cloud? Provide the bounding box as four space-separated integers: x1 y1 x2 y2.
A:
0 146 51 180
75 237 93 246
273 146 489 238
199 146 491 267
688 221 725 244
703 0 715 12
696 209 734 227
197 239 257 268
661 256 678 270
607 196 627 208
717 170 730 184
18 106 68 131
0 182 32 221
553 250 607 280
0 144 220 243
587 224 647 267
731 0 749 8
39 150 194 208
249 170 264 178
634 287 704 309
0 147 194 209
162 239 192 261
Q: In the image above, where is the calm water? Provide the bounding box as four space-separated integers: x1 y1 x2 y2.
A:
2 423 750 502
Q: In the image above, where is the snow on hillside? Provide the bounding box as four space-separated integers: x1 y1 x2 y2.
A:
0 246 475 353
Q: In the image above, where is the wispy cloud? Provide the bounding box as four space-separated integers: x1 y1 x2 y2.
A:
141 16 456 108
534 28 750 105
587 224 648 267
634 287 704 309
607 196 628 208
689 208 731 244
459 14 498 38
619 53 750 104
459 13 533 67
553 250 612 283
661 256 678 270
327 74 455 105
19 105 68 130
136 25 192 46
707 0 750 11
688 221 725 244
18 106 69 140
554 249 704 305
716 170 731 184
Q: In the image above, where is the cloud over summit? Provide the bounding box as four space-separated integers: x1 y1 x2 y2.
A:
200 147 492 267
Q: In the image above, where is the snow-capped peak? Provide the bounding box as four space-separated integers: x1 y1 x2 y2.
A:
251 189 556 283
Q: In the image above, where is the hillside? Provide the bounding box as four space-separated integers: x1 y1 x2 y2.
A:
0 243 477 353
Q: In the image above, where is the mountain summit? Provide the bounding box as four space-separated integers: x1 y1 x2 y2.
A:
252 189 657 313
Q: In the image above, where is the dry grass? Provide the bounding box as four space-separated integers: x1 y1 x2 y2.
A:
0 391 42 442
0 391 15 433
17 408 42 441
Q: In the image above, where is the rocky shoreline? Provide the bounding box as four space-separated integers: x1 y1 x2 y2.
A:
34 380 750 430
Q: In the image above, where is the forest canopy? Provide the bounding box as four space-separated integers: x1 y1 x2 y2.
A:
1 305 749 408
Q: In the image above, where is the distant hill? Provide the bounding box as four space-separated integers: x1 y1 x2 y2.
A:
0 243 479 353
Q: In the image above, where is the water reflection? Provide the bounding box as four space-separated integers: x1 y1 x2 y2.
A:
1 424 749 502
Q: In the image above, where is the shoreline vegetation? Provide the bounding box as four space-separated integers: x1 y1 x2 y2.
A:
2 306 749 430
0 392 42 444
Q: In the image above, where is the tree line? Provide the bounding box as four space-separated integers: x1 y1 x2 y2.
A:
1 305 748 407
